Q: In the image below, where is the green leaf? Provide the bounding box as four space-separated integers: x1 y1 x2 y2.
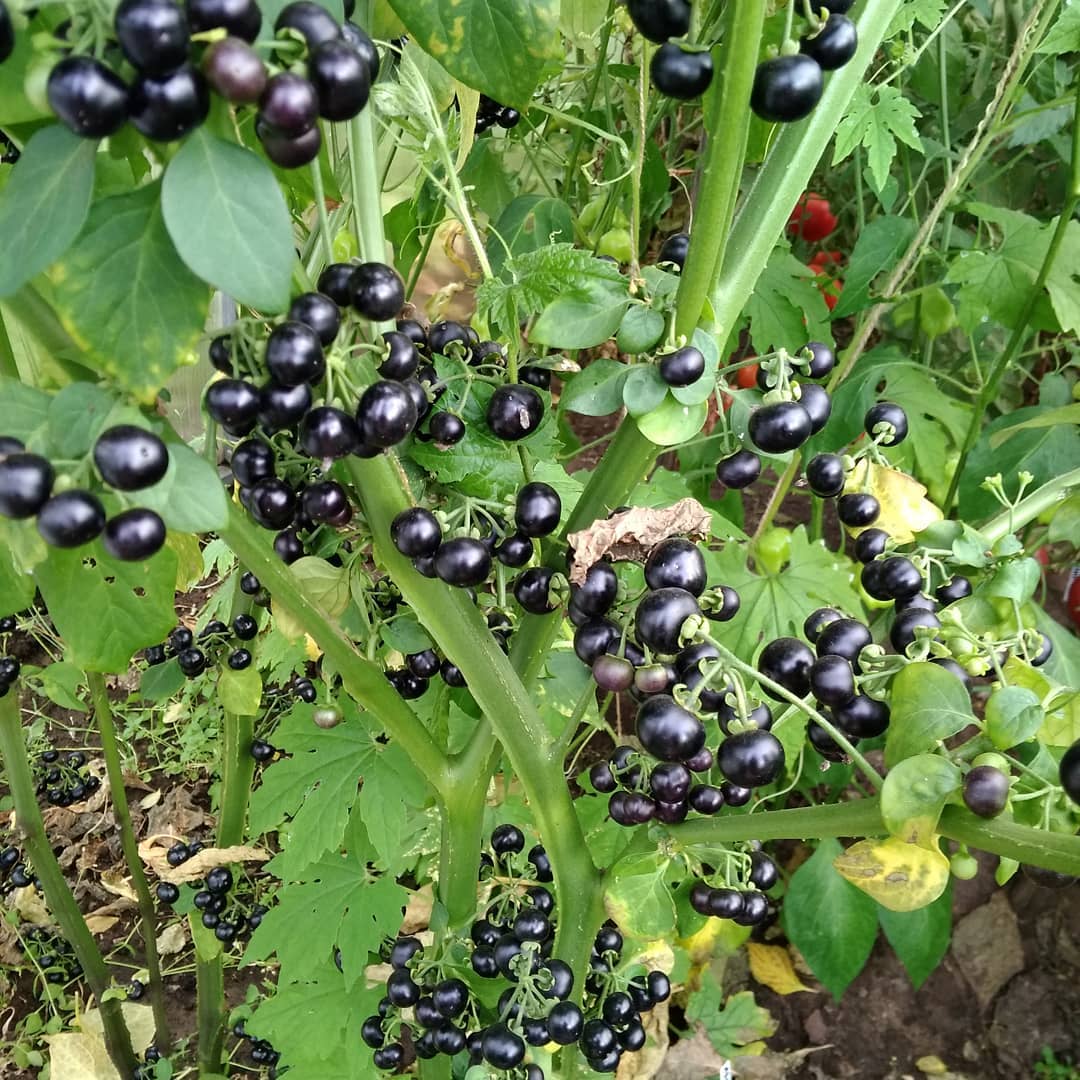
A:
685 982 777 1058
635 396 708 447
831 216 916 318
744 246 831 352
379 614 433 654
887 0 946 34
162 130 294 313
46 383 117 459
833 84 923 191
1048 494 1080 544
622 365 668 417
247 853 405 990
706 526 864 662
605 854 676 940
0 377 50 446
878 882 952 989
355 745 431 874
135 440 229 533
616 305 666 355
218 665 263 716
0 541 36 617
1037 0 1080 53
989 403 1080 448
880 754 961 840
33 541 178 673
487 195 574 276
0 126 97 298
37 662 87 713
884 663 975 767
783 838 879 998
52 182 209 402
984 557 1041 604
669 327 721 406
385 0 560 108
559 359 629 417
139 660 185 703
986 685 1044 749
530 280 630 350
274 557 350 640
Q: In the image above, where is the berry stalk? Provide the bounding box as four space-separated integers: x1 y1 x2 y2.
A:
0 692 137 1074
88 672 171 1048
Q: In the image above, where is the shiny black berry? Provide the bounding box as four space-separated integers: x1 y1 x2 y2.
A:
391 507 441 557
651 43 713 99
659 345 705 387
265 321 325 386
635 587 700 655
202 36 266 102
114 0 190 75
205 379 260 435
749 401 813 453
47 57 129 138
800 14 858 71
645 537 707 596
434 537 491 587
658 232 689 268
308 38 370 120
837 492 880 527
274 0 339 47
626 0 689 42
37 491 106 548
515 482 561 537
636 694 706 762
751 54 824 123
0 453 54 518
487 384 544 441
230 438 275 487
103 508 167 561
716 449 761 489
93 426 169 491
129 65 209 141
806 452 845 497
299 405 360 459
357 380 418 447
757 637 814 699
718 729 785 788
351 262 405 320
186 0 260 40
258 71 318 135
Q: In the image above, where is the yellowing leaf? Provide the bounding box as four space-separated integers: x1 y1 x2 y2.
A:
304 634 323 661
844 460 942 543
82 1003 156 1055
747 942 812 995
833 835 950 912
47 1032 119 1080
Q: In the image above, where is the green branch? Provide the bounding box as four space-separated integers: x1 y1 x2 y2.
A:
980 466 1080 544
0 693 136 1074
88 673 171 1048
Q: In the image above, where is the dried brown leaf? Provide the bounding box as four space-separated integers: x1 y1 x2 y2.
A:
146 785 206 839
567 498 711 585
400 886 434 935
139 837 268 884
156 922 187 956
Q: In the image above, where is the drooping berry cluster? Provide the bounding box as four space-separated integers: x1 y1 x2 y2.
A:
13 924 84 985
0 842 36 896
0 649 18 699
232 1022 282 1078
475 93 521 134
624 0 713 101
687 847 778 926
32 0 376 167
144 615 258 678
31 746 101 807
156 848 267 946
0 427 170 560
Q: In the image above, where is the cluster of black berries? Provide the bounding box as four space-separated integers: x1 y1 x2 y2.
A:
391 480 561 594
475 94 520 134
233 1021 282 1078
145 615 258 678
0 843 38 896
15 925 83 985
0 427 170 560
625 0 713 101
156 850 266 945
751 1 857 124
386 646 468 698
32 747 101 807
687 848 779 926
131 1045 167 1080
0 651 18 699
36 0 376 167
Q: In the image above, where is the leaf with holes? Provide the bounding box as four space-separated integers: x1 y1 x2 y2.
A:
33 541 177 673
685 981 777 1058
51 183 208 402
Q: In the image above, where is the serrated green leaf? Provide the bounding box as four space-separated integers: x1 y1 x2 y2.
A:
685 982 777 1058
218 665 262 716
274 557 350 641
385 0 560 108
783 838 879 998
833 84 923 191
0 126 97 298
880 754 961 840
51 182 208 402
887 0 946 35
878 882 952 989
744 247 831 352
487 195 574 276
355 745 431 874
162 130 293 313
884 663 974 767
706 526 864 662
1037 0 1080 53
33 540 177 673
831 216 916 318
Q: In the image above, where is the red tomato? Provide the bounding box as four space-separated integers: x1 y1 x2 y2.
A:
736 361 759 389
1035 546 1050 567
821 279 843 311
788 193 838 243
808 249 844 273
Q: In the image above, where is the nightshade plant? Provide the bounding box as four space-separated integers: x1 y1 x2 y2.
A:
1 0 1079 1076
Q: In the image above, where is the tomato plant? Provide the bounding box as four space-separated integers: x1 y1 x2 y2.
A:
1 0 1079 1077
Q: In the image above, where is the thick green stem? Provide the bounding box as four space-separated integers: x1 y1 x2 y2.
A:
88 673 171 1048
981 466 1080 544
0 694 137 1074
436 738 491 932
220 503 450 791
348 106 387 268
943 79 1080 511
217 711 255 847
671 797 1080 876
195 947 226 1077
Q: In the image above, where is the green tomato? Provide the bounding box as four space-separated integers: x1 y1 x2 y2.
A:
333 229 359 263
950 851 979 880
598 227 633 264
577 197 606 233
755 527 792 576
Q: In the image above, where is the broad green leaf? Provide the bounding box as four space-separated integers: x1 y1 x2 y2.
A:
0 126 97 298
530 281 630 350
162 130 293 313
38 662 87 713
985 686 1043 749
833 84 922 190
0 542 36 616
635 396 708 447
218 665 262 716
139 660 185 703
831 216 916 318
880 754 961 840
1048 494 1080 544
616 306 666 355
274 557 349 640
744 246 831 352
1043 218 1080 335
0 14 52 125
135 441 229 534
605 854 677 940
884 663 974 767
669 327 721 406
984 557 1040 604
33 541 177 673
989 403 1080 448
46 383 117 459
379 613 433 654
783 838 878 998
834 835 950 912
488 195 575 276
1037 0 1080 53
385 0 561 108
685 982 777 1058
878 882 952 989
559 360 629 417
0 377 50 446
622 365 668 417
706 526 864 662
52 182 208 402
